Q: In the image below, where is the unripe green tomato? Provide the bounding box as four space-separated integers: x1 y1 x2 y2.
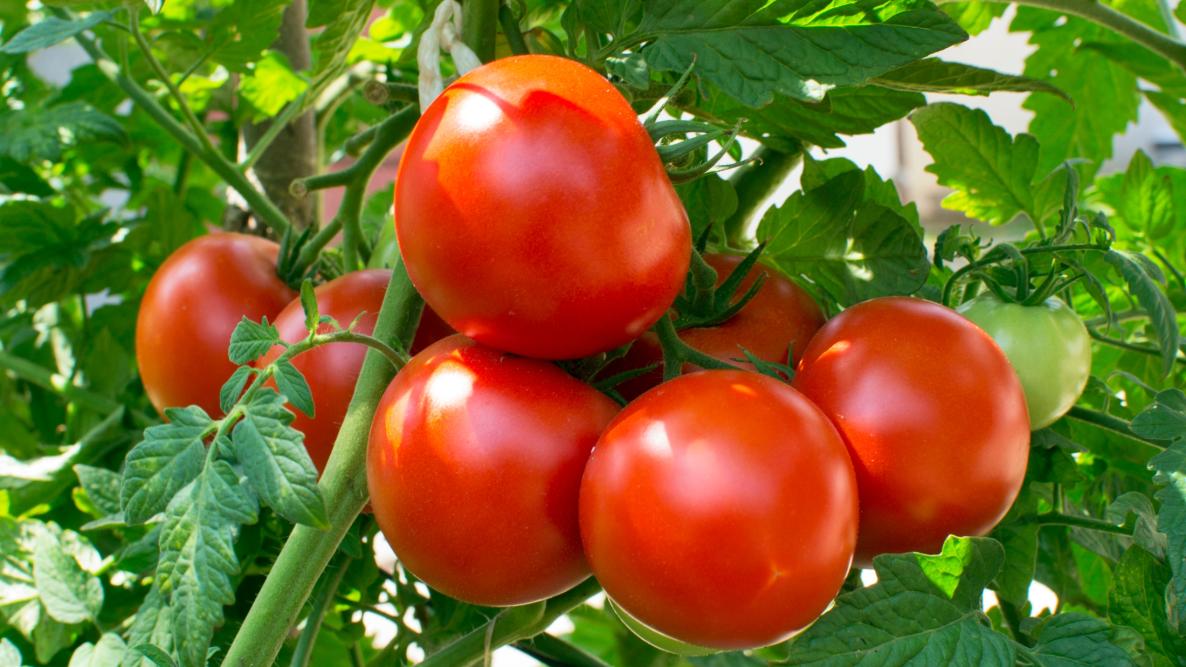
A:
607 598 718 657
957 295 1091 429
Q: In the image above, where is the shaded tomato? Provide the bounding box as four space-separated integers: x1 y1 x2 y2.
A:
395 55 690 359
958 295 1091 429
260 270 452 473
367 335 619 606
608 253 825 398
136 233 295 417
793 297 1030 565
579 370 857 649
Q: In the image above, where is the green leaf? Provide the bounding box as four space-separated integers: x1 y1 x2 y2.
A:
311 0 375 78
219 366 253 415
785 536 1015 665
0 156 54 196
33 528 103 624
758 170 929 305
126 585 174 667
909 103 1040 225
1146 91 1186 148
1107 546 1184 658
300 280 319 333
131 643 176 667
800 156 921 229
676 174 738 242
121 406 212 524
73 464 121 516
1101 250 1179 377
0 102 124 162
227 316 280 365
206 0 289 72
157 462 257 667
0 11 112 54
1146 431 1186 629
874 59 1068 101
0 639 20 667
239 50 309 120
232 390 326 526
0 518 76 663
1132 389 1186 440
941 1 1006 35
637 0 966 106
1106 492 1166 559
67 633 127 667
1024 613 1133 666
273 359 315 418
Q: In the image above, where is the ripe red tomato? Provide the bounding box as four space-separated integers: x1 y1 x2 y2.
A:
793 297 1030 565
368 335 619 606
395 54 691 359
579 370 858 649
260 270 452 473
609 253 825 398
136 233 295 417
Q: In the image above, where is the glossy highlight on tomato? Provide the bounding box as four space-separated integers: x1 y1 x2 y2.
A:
395 54 691 359
609 253 825 398
136 233 295 417
793 297 1030 565
367 335 619 606
260 270 452 473
958 294 1091 429
579 370 858 650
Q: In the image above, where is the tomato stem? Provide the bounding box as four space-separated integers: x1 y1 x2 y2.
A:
499 4 531 56
1065 406 1168 450
653 314 741 381
289 557 352 667
1086 326 1185 367
223 263 425 667
1029 512 1135 535
418 578 603 667
722 149 802 248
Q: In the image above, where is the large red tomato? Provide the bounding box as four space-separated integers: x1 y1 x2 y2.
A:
579 370 858 649
395 54 690 359
260 270 452 472
136 233 295 417
793 297 1030 565
367 335 619 606
609 253 825 398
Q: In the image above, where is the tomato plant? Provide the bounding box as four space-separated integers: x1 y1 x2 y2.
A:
367 335 618 606
395 54 691 360
3 0 1186 665
580 370 858 649
608 252 825 398
136 233 295 417
793 297 1031 564
959 294 1092 429
260 269 451 472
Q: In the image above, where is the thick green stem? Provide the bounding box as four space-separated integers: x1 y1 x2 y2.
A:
419 579 602 667
499 4 531 56
721 149 802 248
514 633 613 667
1001 0 1186 71
653 314 740 381
1030 512 1135 535
1066 406 1167 449
222 263 424 667
71 32 293 237
129 9 217 156
462 0 500 63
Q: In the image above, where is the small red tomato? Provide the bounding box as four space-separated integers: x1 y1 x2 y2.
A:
136 233 295 417
793 297 1030 565
609 253 825 398
368 335 619 606
396 55 691 359
260 270 452 472
580 370 858 650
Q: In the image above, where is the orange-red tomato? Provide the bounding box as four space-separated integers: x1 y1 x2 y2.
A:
580 370 858 649
260 270 452 472
793 297 1030 565
395 55 690 359
136 233 295 417
367 335 619 606
609 253 825 398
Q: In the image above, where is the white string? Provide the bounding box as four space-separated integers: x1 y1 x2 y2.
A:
417 0 482 111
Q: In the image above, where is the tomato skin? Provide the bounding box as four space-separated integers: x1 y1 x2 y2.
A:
793 297 1030 565
958 295 1091 429
395 54 691 359
610 253 825 398
367 335 619 606
136 233 295 417
579 370 858 650
260 270 452 473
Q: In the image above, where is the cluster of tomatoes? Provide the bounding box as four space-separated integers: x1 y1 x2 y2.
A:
135 54 1092 652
